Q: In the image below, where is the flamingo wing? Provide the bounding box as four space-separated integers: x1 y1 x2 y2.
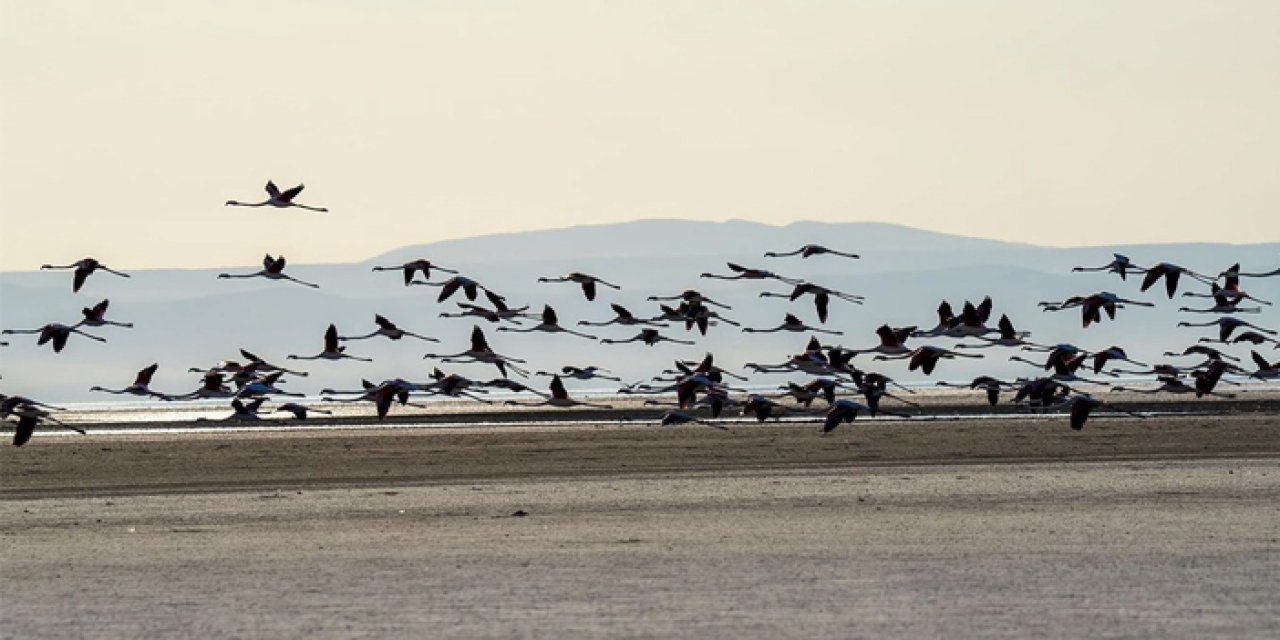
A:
324 324 339 352
374 315 397 331
265 181 281 199
135 363 160 385
278 184 305 202
549 375 568 400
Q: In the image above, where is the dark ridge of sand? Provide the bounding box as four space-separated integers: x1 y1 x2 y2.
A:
3 412 1277 500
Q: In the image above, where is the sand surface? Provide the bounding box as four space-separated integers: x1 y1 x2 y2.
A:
3 413 1278 638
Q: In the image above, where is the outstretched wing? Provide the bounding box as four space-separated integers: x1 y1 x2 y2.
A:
279 184 305 202
265 181 281 198
374 315 396 330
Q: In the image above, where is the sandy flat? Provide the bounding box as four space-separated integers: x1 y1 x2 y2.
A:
2 413 1278 638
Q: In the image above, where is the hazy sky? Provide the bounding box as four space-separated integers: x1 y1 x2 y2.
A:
2 1 1277 270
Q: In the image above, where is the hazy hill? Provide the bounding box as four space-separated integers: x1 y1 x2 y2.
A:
2 219 1277 403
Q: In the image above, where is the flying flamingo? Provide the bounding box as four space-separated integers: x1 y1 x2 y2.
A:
4 402 84 447
287 324 372 362
935 376 1016 406
239 348 309 377
1178 317 1275 343
758 282 863 324
90 363 162 398
274 403 333 420
600 328 695 347
1110 376 1234 398
2 323 106 353
647 289 732 310
339 315 439 343
218 254 319 288
537 272 621 301
440 290 532 324
765 244 860 259
535 366 621 382
40 258 130 293
225 180 328 212
1248 351 1280 380
504 375 613 409
1071 254 1144 280
75 299 134 329
1178 284 1264 314
423 326 528 378
845 325 917 357
498 305 598 340
578 303 668 328
412 275 491 303
1065 395 1145 430
873 345 982 376
1161 345 1239 362
822 399 906 433
1139 262 1215 298
700 263 800 284
160 370 236 401
371 259 457 286
955 315 1032 349
743 313 842 336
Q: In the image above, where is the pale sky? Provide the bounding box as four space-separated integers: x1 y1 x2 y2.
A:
2 1 1277 270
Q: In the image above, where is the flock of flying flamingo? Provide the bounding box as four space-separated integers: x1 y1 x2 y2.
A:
3 181 1279 445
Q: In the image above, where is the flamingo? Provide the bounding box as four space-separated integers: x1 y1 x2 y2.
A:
218 254 319 288
161 370 236 401
1139 262 1215 298
412 275 491 303
578 303 668 328
765 244 860 259
371 259 457 286
440 290 532 324
1090 346 1146 374
4 402 84 447
0 395 66 418
873 345 982 376
498 305 598 340
275 403 332 420
1177 317 1275 343
423 325 528 378
742 395 787 422
1111 376 1234 398
339 315 439 343
239 348 309 377
1071 254 1145 280
647 289 732 310
1248 351 1280 380
74 299 134 330
600 328 695 347
1230 265 1280 278
758 282 863 323
40 257 130 293
1012 378 1073 409
90 363 162 398
323 379 423 419
537 272 621 301
956 315 1032 349
504 375 613 409
1198 330 1280 348
234 371 303 399
679 302 740 335
1178 284 1263 314
743 313 842 336
935 376 1015 406
700 263 800 284
846 325 917 357
1161 345 1239 362
225 180 328 212
659 410 727 429
1009 351 1113 386
822 399 906 433
1065 395 1145 431
2 323 106 353
535 366 621 382
287 324 372 362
